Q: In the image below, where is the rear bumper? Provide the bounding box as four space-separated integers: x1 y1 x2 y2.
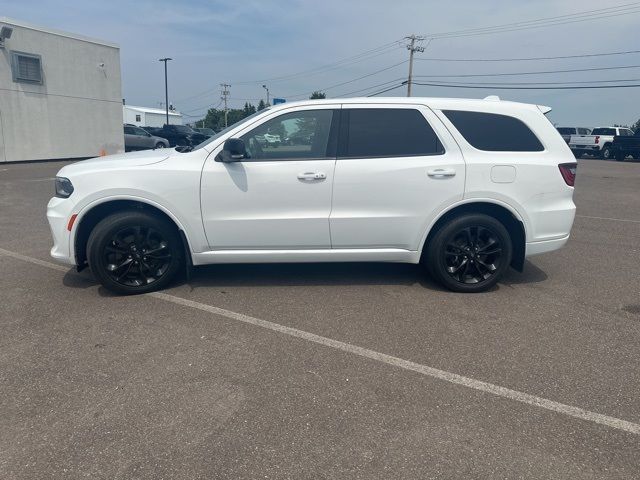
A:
525 235 569 257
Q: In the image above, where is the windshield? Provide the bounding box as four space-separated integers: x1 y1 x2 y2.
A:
191 109 269 151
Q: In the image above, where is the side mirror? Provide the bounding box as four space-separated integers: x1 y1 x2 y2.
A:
217 138 247 162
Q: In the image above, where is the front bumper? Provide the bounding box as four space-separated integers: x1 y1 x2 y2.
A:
47 197 76 266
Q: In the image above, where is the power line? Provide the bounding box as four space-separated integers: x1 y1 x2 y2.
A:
422 78 640 86
413 64 640 78
232 40 404 85
367 83 406 96
411 81 640 90
334 78 406 97
420 2 640 39
285 60 408 99
415 49 640 63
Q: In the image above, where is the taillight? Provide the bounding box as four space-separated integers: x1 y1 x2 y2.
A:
594 135 600 144
558 163 577 187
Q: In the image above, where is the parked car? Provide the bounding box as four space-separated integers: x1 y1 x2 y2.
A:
569 126 634 159
146 124 208 147
556 127 591 144
123 125 169 151
47 97 576 295
611 128 639 161
193 127 216 137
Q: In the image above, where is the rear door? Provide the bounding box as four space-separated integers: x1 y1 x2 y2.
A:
330 105 465 250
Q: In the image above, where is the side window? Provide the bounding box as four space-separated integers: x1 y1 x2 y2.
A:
443 110 544 152
342 108 443 158
240 110 334 160
124 126 134 134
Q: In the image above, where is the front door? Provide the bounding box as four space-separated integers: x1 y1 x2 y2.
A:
200 106 339 249
330 105 465 251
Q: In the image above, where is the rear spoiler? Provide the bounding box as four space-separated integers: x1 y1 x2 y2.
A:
537 105 552 114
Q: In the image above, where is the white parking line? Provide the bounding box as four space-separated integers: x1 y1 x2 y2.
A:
1 246 639 436
576 214 640 224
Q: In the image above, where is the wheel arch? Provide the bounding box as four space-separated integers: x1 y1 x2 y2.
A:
73 198 193 270
420 200 527 271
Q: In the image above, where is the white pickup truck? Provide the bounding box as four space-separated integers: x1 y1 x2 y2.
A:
569 127 635 159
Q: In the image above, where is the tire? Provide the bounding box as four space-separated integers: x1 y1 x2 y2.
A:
87 211 183 295
155 142 165 149
573 150 581 159
424 214 513 293
615 151 626 162
601 145 613 160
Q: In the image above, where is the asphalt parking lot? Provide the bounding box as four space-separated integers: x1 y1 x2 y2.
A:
1 157 639 479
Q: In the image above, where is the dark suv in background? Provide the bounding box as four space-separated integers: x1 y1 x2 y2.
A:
143 125 208 147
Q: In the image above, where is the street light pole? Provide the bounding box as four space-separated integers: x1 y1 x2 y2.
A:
159 58 172 125
262 84 270 106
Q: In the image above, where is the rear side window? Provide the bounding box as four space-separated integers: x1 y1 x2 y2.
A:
342 108 444 158
443 110 544 152
591 128 616 136
557 128 575 135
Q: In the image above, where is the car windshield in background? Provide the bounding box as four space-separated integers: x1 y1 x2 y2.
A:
592 128 616 135
557 128 575 135
192 109 269 151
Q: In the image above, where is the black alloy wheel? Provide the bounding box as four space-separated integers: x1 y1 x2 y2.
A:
87 211 182 294
425 213 512 293
103 226 172 287
444 226 503 284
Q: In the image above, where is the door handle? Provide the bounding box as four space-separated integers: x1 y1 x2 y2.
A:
297 172 326 181
427 168 456 178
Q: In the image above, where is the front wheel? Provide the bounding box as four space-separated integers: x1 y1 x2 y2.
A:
424 214 512 293
87 211 183 295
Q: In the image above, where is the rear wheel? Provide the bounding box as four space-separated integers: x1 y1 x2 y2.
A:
87 211 182 295
601 145 613 160
615 151 626 162
155 142 165 149
425 214 512 293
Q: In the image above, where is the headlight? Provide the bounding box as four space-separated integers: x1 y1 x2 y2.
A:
55 177 74 198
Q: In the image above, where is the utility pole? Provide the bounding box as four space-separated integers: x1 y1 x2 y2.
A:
220 83 231 127
158 58 172 124
262 84 270 106
405 35 425 97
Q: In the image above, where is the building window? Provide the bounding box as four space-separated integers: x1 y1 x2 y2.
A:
135 114 141 122
10 51 43 84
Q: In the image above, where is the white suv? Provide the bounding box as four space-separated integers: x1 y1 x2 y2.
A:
47 97 577 294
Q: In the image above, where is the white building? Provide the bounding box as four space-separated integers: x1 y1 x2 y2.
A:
123 105 182 128
0 18 123 162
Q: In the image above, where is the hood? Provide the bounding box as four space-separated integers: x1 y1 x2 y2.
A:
57 149 172 177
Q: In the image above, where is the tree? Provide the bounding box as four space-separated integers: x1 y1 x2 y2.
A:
310 91 326 99
257 99 267 111
631 118 640 132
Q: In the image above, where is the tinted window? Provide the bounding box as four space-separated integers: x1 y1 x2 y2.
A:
241 109 334 160
557 128 576 135
592 128 616 136
343 109 443 157
444 110 544 152
124 126 134 134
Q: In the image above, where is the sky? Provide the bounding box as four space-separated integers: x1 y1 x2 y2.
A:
1 0 639 127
